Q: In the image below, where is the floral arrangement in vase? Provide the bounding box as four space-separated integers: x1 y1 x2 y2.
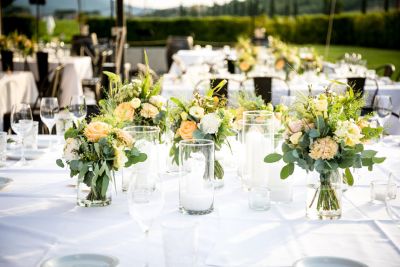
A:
264 87 384 219
235 37 258 76
98 54 167 138
169 81 235 181
10 32 34 57
298 47 323 74
56 120 147 207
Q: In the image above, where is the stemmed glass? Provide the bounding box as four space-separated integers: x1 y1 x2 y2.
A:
69 95 87 125
128 172 164 266
373 95 392 141
40 97 59 148
11 103 33 166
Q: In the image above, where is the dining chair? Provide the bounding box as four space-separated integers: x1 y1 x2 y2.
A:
36 51 49 88
166 36 193 71
251 76 290 105
375 64 395 78
1 50 14 72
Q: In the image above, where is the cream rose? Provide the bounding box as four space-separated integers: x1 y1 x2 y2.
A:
189 106 205 119
84 121 112 142
115 129 134 147
199 113 221 134
149 95 165 109
130 98 141 109
314 98 328 112
309 136 338 160
289 132 302 145
177 120 197 140
114 102 135 121
140 103 159 119
288 120 303 133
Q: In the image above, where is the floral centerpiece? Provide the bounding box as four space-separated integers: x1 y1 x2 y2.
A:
236 37 258 76
298 47 323 74
10 32 34 58
169 82 235 182
56 121 147 207
97 56 167 138
264 87 384 219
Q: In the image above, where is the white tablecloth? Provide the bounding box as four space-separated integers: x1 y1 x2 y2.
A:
1 56 93 107
0 136 399 267
0 71 38 130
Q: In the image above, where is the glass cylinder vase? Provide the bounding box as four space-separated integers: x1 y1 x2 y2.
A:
123 126 160 192
306 170 342 220
77 173 112 207
241 110 274 190
179 139 215 215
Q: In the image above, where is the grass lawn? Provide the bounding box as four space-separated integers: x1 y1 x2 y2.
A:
311 44 400 80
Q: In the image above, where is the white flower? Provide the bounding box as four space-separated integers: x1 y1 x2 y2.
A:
131 79 142 87
334 120 364 147
113 146 127 170
288 120 303 133
314 98 328 112
289 132 302 145
130 98 141 109
199 113 221 134
149 95 165 109
63 138 81 161
140 103 159 119
189 106 205 119
180 112 188 121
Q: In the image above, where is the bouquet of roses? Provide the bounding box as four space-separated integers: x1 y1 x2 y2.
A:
56 120 147 204
264 86 384 215
236 37 258 75
169 82 235 179
98 54 167 137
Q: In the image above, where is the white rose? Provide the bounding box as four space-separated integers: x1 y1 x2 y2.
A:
130 98 141 109
189 106 205 119
63 138 81 161
199 113 221 134
289 132 302 145
334 120 364 147
149 95 165 109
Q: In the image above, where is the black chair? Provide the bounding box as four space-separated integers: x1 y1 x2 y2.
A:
253 77 273 104
347 77 366 96
1 50 14 71
36 51 49 87
227 59 236 74
34 64 65 108
210 78 229 99
375 64 395 78
166 36 193 70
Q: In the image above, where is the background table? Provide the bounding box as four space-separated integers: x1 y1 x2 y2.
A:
0 136 399 266
0 71 38 130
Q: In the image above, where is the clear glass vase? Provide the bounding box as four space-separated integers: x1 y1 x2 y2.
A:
179 139 215 215
77 175 112 207
306 170 342 220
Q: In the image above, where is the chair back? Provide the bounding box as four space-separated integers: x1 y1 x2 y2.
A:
47 65 65 98
1 50 14 71
253 77 272 104
100 62 117 97
166 36 193 70
375 64 395 78
36 51 48 85
347 77 366 96
227 59 236 74
210 78 229 98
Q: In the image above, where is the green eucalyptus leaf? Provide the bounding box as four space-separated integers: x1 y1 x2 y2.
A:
264 153 282 163
308 129 320 138
283 151 296 163
56 159 64 168
372 157 385 164
361 150 378 158
344 168 354 186
280 163 294 179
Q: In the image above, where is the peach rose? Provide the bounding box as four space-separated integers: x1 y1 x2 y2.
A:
239 61 250 72
84 121 112 142
275 58 285 70
140 103 159 119
114 102 135 121
177 121 197 140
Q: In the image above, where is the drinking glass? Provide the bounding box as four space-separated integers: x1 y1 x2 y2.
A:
373 95 392 130
69 95 87 125
0 132 7 167
11 103 33 166
40 97 59 148
128 172 164 266
280 95 296 107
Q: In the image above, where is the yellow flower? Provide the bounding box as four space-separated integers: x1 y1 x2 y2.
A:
114 129 134 147
334 120 364 147
314 98 328 113
84 121 112 142
309 136 338 160
113 146 127 169
180 112 188 121
177 120 197 140
290 132 302 145
114 102 135 122
140 103 159 119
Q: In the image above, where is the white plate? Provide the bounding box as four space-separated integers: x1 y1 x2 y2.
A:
293 256 368 267
40 254 119 267
0 177 12 190
7 149 46 160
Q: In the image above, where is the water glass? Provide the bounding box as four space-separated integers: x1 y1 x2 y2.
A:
162 220 198 267
373 95 392 128
69 95 87 124
0 132 6 166
179 139 215 215
248 187 271 211
241 110 274 190
40 97 59 135
24 121 38 149
11 103 33 166
370 179 397 203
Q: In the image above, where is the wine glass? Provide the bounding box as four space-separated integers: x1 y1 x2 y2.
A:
69 95 87 125
128 171 164 266
373 95 392 141
11 103 33 166
40 97 59 148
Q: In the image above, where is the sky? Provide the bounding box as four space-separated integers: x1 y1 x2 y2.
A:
125 0 230 10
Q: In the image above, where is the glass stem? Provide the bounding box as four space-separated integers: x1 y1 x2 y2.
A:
144 229 150 267
20 136 26 165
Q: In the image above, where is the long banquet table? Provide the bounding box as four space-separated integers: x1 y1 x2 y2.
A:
0 136 400 267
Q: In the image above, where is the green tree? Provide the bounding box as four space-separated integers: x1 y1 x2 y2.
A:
269 0 276 17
